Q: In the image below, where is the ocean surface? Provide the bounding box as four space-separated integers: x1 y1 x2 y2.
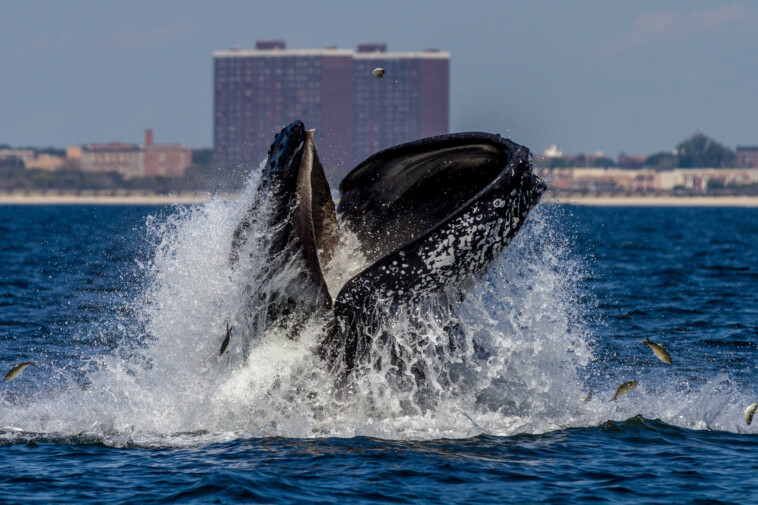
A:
1 196 757 503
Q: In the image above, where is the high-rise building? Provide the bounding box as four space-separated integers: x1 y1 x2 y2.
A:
213 41 449 182
213 41 353 178
352 44 450 166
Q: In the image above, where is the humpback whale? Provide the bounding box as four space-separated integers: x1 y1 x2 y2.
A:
229 120 546 374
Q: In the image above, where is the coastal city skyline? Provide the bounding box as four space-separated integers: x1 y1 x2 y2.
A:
2 1 757 157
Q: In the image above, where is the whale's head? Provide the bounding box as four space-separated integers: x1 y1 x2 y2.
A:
233 121 546 374
324 133 547 371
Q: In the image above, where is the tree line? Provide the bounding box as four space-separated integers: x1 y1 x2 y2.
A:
543 132 738 170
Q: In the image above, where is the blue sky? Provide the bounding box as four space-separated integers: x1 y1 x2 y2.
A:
1 0 756 157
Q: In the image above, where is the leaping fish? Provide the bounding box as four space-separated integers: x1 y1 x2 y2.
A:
4 362 36 381
611 380 639 402
640 337 672 365
219 323 232 356
746 403 757 426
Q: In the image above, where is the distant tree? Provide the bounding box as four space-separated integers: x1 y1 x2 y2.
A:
0 144 11 150
192 148 213 168
36 147 66 157
592 156 616 168
547 157 570 168
707 179 725 191
0 155 24 170
676 133 735 168
645 152 677 171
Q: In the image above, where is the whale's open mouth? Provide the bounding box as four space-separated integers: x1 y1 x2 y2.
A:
230 121 546 373
337 132 546 266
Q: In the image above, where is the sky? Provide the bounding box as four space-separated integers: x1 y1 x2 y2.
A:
1 0 756 157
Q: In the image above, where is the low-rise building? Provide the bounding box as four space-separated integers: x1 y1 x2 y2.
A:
65 146 83 170
81 142 142 178
736 147 758 168
142 129 192 177
0 149 36 165
77 130 191 179
25 153 66 171
539 167 758 194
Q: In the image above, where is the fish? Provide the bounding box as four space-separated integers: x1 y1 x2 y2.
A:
580 391 593 402
372 67 385 78
611 380 639 401
219 323 232 356
4 362 36 381
640 337 672 364
746 403 757 426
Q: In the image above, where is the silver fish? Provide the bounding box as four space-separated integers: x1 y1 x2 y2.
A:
640 337 672 364
746 403 757 426
611 380 639 402
4 362 36 381
219 323 232 356
372 67 385 79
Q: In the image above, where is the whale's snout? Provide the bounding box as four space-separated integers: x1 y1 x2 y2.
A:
264 120 307 183
528 171 547 195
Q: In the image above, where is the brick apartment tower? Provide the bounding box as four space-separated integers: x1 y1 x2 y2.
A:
352 43 450 167
213 40 353 181
213 41 450 182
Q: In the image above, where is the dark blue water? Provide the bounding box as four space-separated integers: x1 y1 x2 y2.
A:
1 204 757 504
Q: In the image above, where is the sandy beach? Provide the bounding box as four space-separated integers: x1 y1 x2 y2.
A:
0 191 237 205
2 191 758 207
546 194 758 207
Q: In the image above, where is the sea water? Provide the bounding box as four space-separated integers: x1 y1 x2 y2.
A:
0 181 757 503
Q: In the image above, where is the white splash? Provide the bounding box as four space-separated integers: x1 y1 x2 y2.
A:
0 168 755 447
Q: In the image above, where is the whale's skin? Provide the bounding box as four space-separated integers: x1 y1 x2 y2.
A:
230 121 545 373
321 132 546 371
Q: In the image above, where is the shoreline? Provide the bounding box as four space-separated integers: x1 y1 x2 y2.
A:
1 192 758 207
545 195 758 207
0 192 236 205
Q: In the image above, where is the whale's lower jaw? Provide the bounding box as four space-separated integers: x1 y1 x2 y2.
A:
230 121 544 373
